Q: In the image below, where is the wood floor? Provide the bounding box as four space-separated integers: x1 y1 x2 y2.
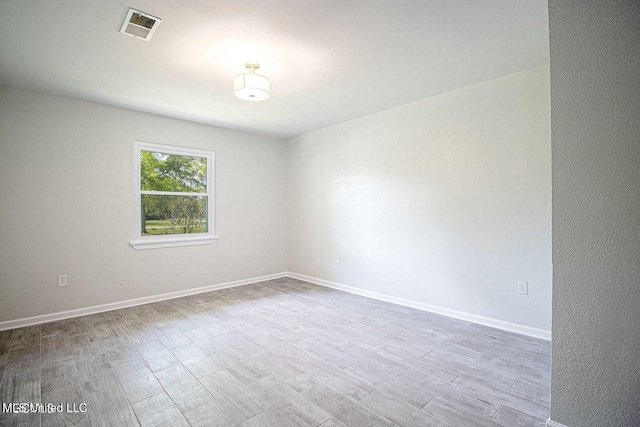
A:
0 277 550 427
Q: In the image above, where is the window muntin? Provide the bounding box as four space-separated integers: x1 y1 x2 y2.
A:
131 142 216 249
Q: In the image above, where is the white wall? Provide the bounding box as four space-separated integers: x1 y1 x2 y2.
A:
0 86 287 323
286 66 551 331
549 1 640 425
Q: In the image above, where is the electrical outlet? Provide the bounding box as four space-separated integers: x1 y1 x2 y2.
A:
57 274 68 287
255 252 261 260
518 281 528 295
336 255 341 264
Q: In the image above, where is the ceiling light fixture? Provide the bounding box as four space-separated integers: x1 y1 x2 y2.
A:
234 63 270 101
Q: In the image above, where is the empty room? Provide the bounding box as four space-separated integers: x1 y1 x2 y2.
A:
0 1 638 427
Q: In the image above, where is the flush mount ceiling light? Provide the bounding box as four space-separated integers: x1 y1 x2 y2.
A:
234 63 270 101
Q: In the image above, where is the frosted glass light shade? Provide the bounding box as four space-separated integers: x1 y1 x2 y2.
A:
234 72 270 101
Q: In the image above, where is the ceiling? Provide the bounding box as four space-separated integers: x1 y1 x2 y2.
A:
0 0 549 138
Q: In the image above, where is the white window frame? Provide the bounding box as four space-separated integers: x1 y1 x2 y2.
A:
130 141 217 250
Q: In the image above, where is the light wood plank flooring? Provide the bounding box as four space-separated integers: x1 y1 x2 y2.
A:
0 278 550 426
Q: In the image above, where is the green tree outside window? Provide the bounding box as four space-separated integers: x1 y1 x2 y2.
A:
140 150 208 235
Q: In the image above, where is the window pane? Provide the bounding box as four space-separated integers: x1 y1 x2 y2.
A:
140 150 207 192
141 195 207 235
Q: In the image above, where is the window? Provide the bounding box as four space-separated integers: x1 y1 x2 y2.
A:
130 141 217 250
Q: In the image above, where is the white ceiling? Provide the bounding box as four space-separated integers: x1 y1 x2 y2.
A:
0 0 549 138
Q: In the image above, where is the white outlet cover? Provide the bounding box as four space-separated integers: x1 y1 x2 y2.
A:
518 281 528 295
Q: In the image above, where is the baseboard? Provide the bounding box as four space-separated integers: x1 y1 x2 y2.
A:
1 271 551 341
0 272 287 331
546 419 568 427
287 272 551 341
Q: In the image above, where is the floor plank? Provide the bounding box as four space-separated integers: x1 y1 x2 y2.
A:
153 364 213 413
170 343 223 378
197 369 270 424
296 356 376 400
360 387 449 426
130 393 190 427
82 387 139 427
422 396 503 427
301 382 397 427
241 407 301 427
493 404 547 427
252 375 332 426
182 398 239 427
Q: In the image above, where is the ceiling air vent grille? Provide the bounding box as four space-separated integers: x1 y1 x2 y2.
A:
120 8 161 41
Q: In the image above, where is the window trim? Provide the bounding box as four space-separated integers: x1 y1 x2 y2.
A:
130 141 217 250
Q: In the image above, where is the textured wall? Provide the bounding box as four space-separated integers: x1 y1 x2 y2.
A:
549 1 640 425
0 87 287 323
286 67 552 332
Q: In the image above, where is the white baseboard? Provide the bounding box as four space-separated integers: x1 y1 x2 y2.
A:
546 419 568 427
287 272 551 341
0 272 287 331
1 271 551 341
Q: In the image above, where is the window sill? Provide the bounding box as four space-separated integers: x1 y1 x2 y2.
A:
130 236 218 250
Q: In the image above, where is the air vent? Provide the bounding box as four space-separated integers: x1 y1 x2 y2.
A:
120 8 161 41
